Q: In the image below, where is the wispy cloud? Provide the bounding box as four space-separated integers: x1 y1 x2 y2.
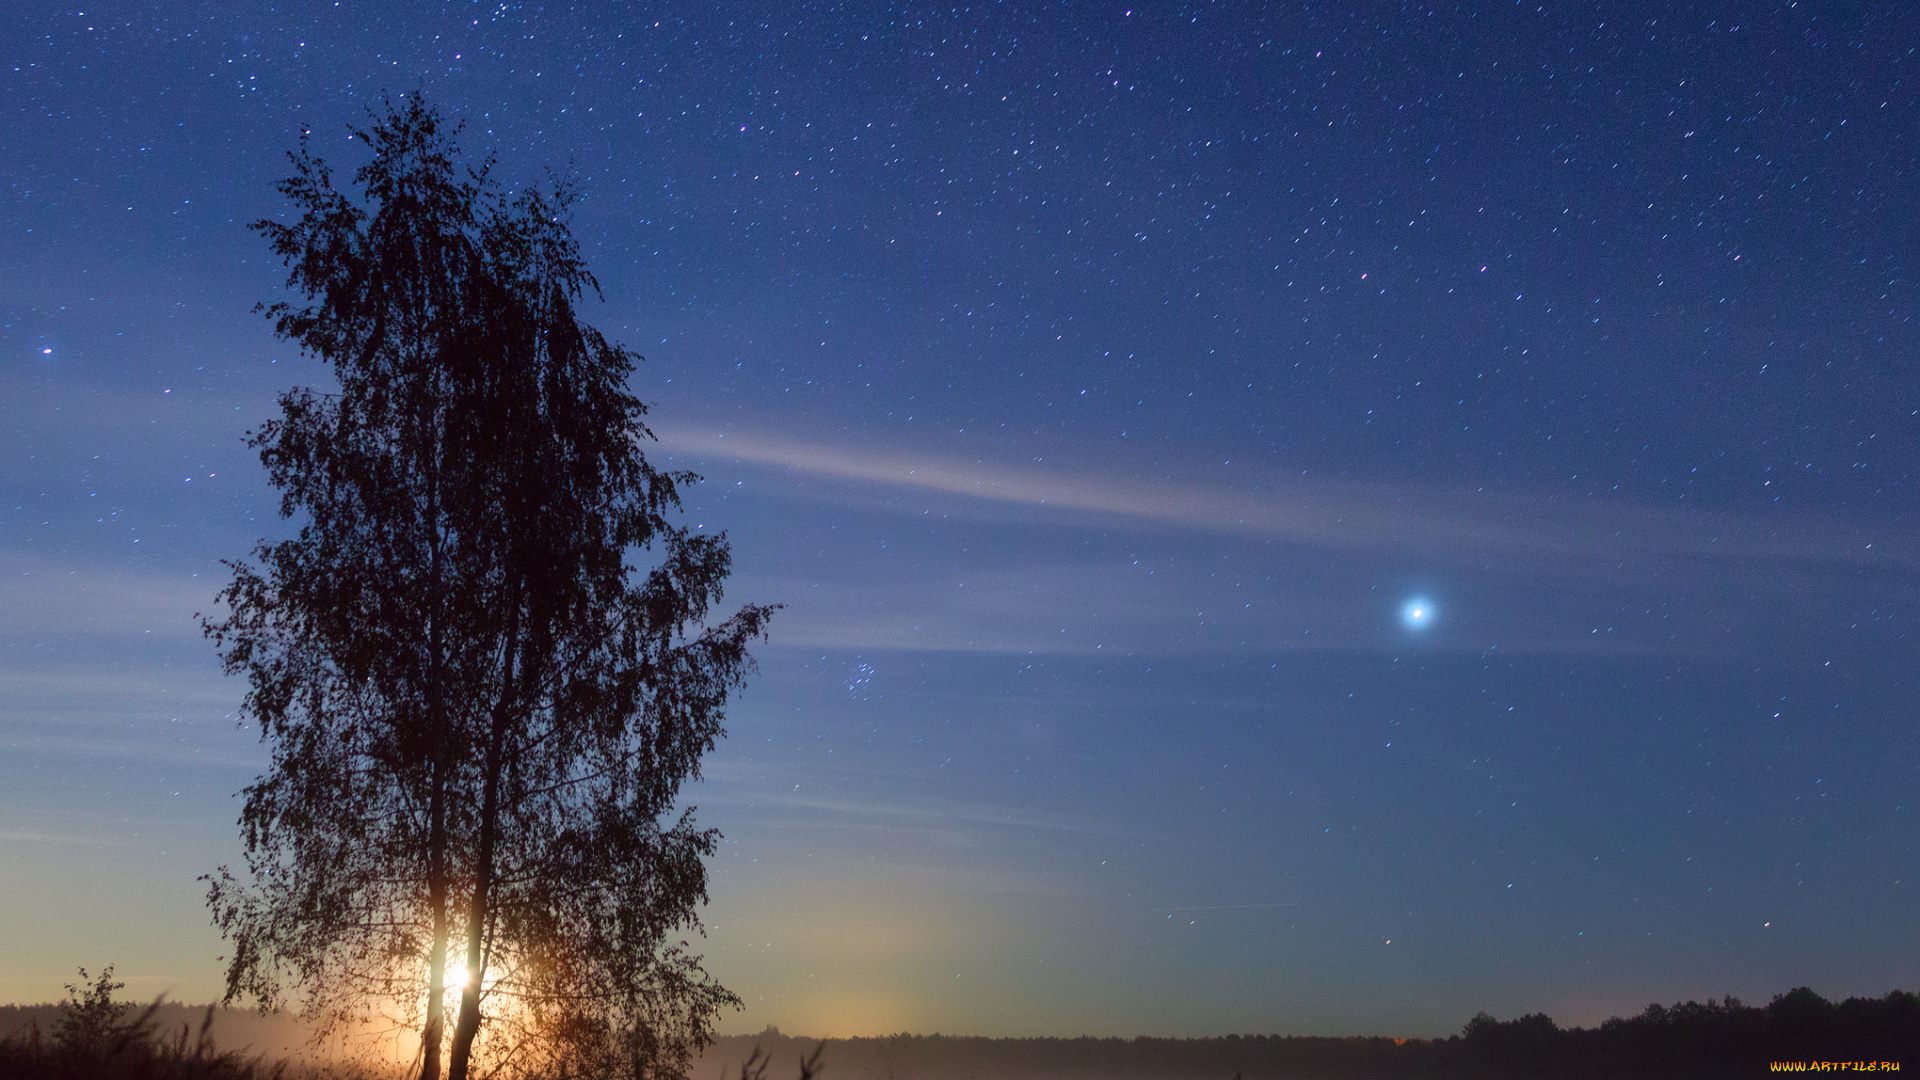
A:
0 667 229 707
653 425 1910 659
0 550 218 640
702 757 1127 843
0 828 153 849
653 425 1904 569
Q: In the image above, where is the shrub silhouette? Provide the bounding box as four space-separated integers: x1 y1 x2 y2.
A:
49 967 133 1055
0 970 316 1079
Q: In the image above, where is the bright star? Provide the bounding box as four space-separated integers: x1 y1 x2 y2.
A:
1401 598 1435 630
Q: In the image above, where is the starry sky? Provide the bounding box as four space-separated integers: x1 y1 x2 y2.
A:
4 0 1918 1041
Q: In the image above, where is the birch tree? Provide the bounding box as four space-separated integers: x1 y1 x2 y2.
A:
204 96 771 1080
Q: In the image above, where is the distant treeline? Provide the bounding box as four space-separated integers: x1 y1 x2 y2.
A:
5 987 1913 1079
699 989 1920 1080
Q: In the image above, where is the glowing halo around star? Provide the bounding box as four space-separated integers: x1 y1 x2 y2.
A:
1400 597 1436 630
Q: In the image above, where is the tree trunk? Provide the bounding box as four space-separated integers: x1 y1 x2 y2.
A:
418 767 450 1080
446 607 518 1080
419 465 449 1080
445 725 504 1080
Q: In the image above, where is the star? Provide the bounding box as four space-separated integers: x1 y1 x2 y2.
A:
1401 598 1435 630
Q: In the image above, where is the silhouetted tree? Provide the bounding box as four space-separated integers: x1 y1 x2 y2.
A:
1459 1011 1561 1077
52 967 132 1054
203 95 773 1080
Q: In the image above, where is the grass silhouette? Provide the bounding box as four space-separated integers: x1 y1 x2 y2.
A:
0 998 303 1079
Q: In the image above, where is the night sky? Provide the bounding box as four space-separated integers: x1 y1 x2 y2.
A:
4 0 1919 1041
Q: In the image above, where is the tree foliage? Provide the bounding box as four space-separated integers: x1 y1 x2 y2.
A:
203 95 773 1080
52 967 134 1054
